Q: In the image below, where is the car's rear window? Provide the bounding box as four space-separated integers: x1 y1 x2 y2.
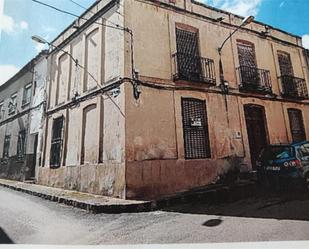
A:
261 146 294 160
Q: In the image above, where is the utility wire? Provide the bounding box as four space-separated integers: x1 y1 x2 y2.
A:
31 0 136 81
31 0 126 32
31 0 134 116
67 0 121 28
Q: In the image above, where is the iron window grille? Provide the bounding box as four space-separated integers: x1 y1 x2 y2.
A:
3 135 11 159
8 95 17 115
17 130 26 160
279 75 308 99
288 108 306 142
50 116 64 168
237 40 272 93
237 66 272 93
173 53 216 84
173 28 216 84
0 103 3 119
22 84 32 106
181 98 211 159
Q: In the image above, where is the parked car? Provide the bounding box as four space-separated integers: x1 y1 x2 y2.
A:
256 141 309 190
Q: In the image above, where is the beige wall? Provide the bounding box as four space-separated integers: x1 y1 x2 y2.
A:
39 0 126 198
123 0 309 199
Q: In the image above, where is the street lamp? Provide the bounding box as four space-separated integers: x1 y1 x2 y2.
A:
31 35 141 100
32 35 78 66
218 15 254 93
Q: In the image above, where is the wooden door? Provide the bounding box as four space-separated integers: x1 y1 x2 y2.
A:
244 105 268 169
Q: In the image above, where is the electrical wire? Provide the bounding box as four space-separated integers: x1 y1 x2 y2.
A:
31 0 128 117
67 0 121 28
31 0 135 82
31 0 126 32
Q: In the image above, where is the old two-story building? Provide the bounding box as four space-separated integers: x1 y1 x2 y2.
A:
0 51 48 181
36 0 309 200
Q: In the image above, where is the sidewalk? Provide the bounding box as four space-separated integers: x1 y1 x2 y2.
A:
0 177 257 213
0 178 152 214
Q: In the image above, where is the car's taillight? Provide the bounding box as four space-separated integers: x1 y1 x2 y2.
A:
284 159 301 168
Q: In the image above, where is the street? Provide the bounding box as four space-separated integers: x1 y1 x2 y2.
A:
1 186 309 244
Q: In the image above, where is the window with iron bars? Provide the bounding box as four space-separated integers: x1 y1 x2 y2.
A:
0 103 3 120
22 84 32 106
181 98 211 159
50 116 64 168
3 135 11 159
288 108 306 143
8 94 17 115
17 130 26 160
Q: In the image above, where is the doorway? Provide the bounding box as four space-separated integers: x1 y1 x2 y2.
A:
244 104 269 170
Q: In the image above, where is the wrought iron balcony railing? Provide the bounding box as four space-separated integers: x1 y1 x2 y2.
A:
279 75 308 99
172 52 216 84
237 65 272 94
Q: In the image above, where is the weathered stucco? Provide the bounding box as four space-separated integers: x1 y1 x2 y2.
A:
123 0 309 199
38 0 126 198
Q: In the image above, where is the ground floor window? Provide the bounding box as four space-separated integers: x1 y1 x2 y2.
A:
288 108 306 142
3 135 11 159
17 129 26 160
181 98 211 159
50 116 64 168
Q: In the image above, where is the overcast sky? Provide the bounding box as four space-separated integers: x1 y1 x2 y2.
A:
0 0 308 85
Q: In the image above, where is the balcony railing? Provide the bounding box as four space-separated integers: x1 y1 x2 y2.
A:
172 52 216 84
237 66 272 94
279 75 308 99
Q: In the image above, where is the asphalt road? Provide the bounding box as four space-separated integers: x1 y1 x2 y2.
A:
1 186 309 245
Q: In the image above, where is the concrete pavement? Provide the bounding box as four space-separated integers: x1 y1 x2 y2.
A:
0 178 151 213
1 186 309 244
0 177 258 213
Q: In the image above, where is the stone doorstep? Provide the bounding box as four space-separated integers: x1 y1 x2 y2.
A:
0 178 257 213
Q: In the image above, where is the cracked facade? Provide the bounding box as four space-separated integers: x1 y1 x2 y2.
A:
1 0 309 200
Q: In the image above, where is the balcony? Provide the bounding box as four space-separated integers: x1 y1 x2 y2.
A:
172 52 216 84
237 66 272 94
279 75 308 99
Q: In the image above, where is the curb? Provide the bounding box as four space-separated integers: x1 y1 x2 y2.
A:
151 180 258 209
0 182 153 214
0 180 257 213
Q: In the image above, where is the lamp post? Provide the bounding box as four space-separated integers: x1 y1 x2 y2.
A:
32 35 141 100
218 15 254 93
32 35 78 66
32 35 100 99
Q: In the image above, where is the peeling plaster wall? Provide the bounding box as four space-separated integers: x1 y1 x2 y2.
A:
0 68 36 180
38 0 126 198
123 0 309 199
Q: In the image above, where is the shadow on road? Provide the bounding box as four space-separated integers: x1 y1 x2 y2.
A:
0 227 14 244
162 190 309 222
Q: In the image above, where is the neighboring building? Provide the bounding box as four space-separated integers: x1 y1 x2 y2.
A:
36 0 309 200
0 51 48 181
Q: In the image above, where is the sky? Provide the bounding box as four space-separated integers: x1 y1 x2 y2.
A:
0 0 308 85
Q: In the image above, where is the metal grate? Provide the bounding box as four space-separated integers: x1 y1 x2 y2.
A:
288 108 306 142
2 135 10 159
279 75 308 99
278 52 294 76
237 41 257 68
237 66 272 93
50 116 64 168
17 130 26 160
181 98 211 159
176 28 202 82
